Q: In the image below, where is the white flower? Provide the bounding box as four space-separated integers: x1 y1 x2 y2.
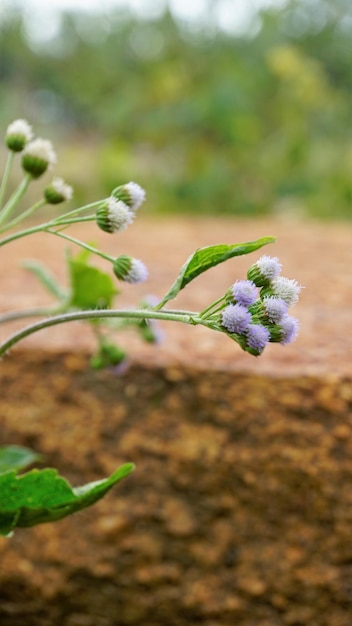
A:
22 138 57 177
113 255 148 284
247 255 282 287
6 119 33 141
123 181 146 211
96 198 134 233
44 177 73 204
111 181 146 212
272 276 302 306
24 138 57 166
124 258 149 284
256 255 282 280
6 119 33 151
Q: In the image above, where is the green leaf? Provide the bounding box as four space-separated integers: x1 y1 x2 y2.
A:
158 236 275 307
0 446 41 474
22 259 68 302
0 463 134 536
67 253 118 310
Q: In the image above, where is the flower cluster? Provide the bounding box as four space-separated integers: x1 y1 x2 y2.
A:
4 118 72 204
219 255 301 355
2 119 148 288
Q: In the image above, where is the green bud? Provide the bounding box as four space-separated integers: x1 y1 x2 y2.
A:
6 119 33 152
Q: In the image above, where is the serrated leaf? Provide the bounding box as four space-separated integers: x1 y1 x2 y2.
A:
0 463 134 536
0 446 42 474
22 260 68 302
68 255 118 310
158 236 275 307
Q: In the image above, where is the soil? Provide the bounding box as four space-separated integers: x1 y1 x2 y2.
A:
1 216 352 625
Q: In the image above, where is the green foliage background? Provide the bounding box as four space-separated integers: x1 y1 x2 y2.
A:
0 0 351 218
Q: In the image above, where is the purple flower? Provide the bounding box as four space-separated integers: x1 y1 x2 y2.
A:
279 315 300 345
231 280 258 306
246 324 270 352
221 303 251 334
263 296 288 323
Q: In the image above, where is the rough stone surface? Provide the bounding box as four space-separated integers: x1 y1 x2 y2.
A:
1 217 352 625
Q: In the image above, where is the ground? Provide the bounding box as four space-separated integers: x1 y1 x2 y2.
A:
0 216 352 625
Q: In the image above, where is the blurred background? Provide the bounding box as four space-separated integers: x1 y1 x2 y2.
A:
0 0 351 218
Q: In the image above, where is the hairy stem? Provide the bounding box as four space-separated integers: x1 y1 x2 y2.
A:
45 228 114 262
0 308 199 357
0 306 65 325
0 216 95 248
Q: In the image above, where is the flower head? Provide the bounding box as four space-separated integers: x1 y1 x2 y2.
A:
6 119 33 152
278 315 300 345
247 255 282 287
22 138 57 178
246 323 271 353
113 255 148 284
96 198 134 234
111 181 146 212
231 279 258 307
271 276 302 306
221 303 251 334
263 296 288 323
44 177 73 204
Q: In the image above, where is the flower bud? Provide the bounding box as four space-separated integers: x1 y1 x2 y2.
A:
247 255 282 288
111 181 146 212
96 198 134 234
221 303 252 334
44 177 73 204
226 279 258 306
246 323 271 354
113 255 148 284
22 138 57 178
271 276 302 306
6 119 33 152
269 315 300 344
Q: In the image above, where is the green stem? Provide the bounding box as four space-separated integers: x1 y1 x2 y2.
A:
45 228 114 262
0 151 15 211
0 198 47 234
0 173 32 226
52 199 105 222
0 308 199 357
0 215 95 248
50 216 97 227
0 222 49 247
0 306 65 325
199 295 226 318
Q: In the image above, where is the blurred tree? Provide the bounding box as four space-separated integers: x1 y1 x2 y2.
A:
0 0 351 218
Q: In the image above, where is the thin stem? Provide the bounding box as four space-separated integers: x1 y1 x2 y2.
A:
0 173 32 226
45 228 114 262
199 295 226 318
0 222 48 247
0 215 95 248
51 215 97 227
0 198 47 234
202 304 224 318
52 199 105 222
0 306 65 325
0 151 15 210
0 308 199 357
